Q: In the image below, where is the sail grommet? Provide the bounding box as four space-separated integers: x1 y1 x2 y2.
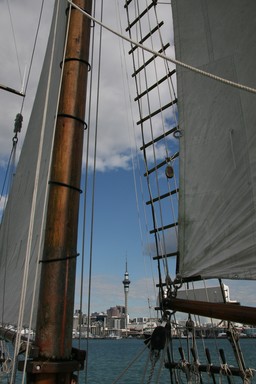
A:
173 129 183 139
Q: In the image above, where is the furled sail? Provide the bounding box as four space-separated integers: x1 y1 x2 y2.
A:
0 0 66 327
173 1 256 280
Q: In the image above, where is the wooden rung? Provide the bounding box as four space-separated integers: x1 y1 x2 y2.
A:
146 189 179 205
144 152 179 177
150 222 178 234
140 126 178 150
132 43 170 78
135 69 175 101
128 22 164 55
153 251 178 261
164 361 244 377
137 98 177 126
125 2 155 31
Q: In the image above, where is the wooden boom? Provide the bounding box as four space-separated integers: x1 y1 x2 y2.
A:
162 297 256 326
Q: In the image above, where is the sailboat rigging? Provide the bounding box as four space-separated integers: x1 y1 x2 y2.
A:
1 0 256 383
123 0 256 382
0 0 91 382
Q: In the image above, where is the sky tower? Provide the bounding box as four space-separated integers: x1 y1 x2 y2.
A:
122 260 130 331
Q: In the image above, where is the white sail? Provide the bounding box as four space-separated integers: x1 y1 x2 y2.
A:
173 0 256 280
0 0 66 327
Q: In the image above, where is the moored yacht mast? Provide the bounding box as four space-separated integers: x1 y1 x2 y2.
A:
22 0 92 382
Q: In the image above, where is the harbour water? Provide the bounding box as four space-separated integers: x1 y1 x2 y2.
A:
74 337 170 383
9 337 256 383
73 337 256 383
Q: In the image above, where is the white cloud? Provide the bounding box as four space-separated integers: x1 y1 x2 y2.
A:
0 0 176 174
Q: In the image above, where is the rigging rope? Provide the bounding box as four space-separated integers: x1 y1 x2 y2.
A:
1 0 46 222
20 0 46 104
1 2 48 382
152 1 180 211
86 0 103 328
115 0 161 316
5 0 46 101
126 0 167 298
80 0 102 382
146 0 179 267
68 0 256 95
126 0 179 309
6 0 23 87
111 343 149 383
1 0 45 219
10 2 65 383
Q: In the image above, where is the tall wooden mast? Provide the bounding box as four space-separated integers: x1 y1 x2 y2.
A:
25 1 92 382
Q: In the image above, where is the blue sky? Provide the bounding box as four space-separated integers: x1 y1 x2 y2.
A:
75 168 148 315
74 163 178 318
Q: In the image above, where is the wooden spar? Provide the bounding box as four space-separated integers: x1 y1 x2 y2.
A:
25 0 92 383
163 297 256 326
0 84 24 97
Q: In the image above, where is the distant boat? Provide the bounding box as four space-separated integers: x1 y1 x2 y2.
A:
217 333 227 339
106 333 122 340
1 0 256 383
